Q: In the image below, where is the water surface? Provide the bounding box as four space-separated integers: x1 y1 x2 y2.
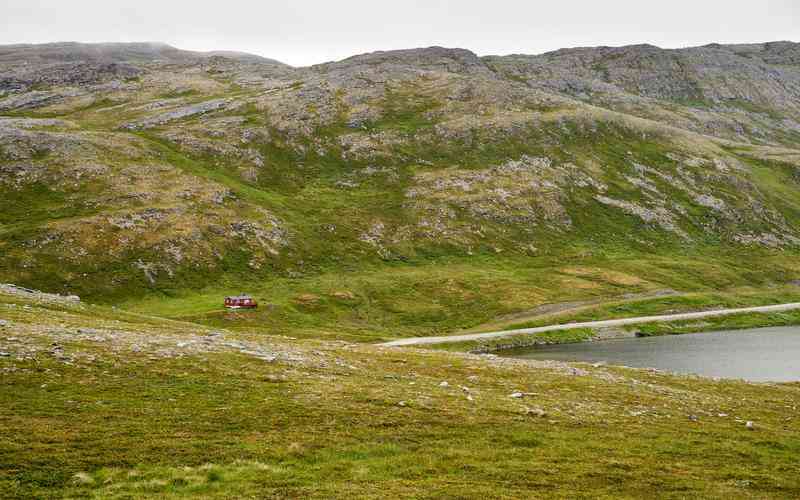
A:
500 326 800 382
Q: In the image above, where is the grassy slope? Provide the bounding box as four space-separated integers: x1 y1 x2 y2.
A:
484 287 800 332
120 249 800 342
2 292 800 498
105 115 800 340
4 75 800 342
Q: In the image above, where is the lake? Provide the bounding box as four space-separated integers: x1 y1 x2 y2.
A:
499 326 800 382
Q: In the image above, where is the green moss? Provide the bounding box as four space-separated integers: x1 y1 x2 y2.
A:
158 88 200 99
723 98 784 120
363 82 443 134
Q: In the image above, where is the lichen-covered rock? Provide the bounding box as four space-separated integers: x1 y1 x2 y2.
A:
122 98 234 130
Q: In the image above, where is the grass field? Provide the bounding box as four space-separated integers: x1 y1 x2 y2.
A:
111 248 800 344
2 290 800 498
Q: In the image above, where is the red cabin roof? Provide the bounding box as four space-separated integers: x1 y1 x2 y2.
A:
224 294 258 308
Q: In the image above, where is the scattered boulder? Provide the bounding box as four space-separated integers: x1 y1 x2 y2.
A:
0 284 80 305
72 472 95 485
122 98 233 130
525 407 547 417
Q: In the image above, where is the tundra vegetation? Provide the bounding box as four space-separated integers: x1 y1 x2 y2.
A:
2 41 800 497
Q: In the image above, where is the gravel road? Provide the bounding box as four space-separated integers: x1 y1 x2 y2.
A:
381 302 800 347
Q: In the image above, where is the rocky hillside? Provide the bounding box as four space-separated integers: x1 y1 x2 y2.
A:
2 41 800 328
486 42 800 144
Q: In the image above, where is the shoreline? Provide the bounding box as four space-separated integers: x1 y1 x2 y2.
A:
473 323 800 355
383 302 800 352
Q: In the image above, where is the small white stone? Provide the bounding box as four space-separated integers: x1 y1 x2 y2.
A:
509 392 524 399
439 381 449 388
745 421 755 430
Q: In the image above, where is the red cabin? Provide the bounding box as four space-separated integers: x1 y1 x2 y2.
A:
224 294 258 309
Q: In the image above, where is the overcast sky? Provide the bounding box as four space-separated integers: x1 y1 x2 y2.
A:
2 0 798 66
